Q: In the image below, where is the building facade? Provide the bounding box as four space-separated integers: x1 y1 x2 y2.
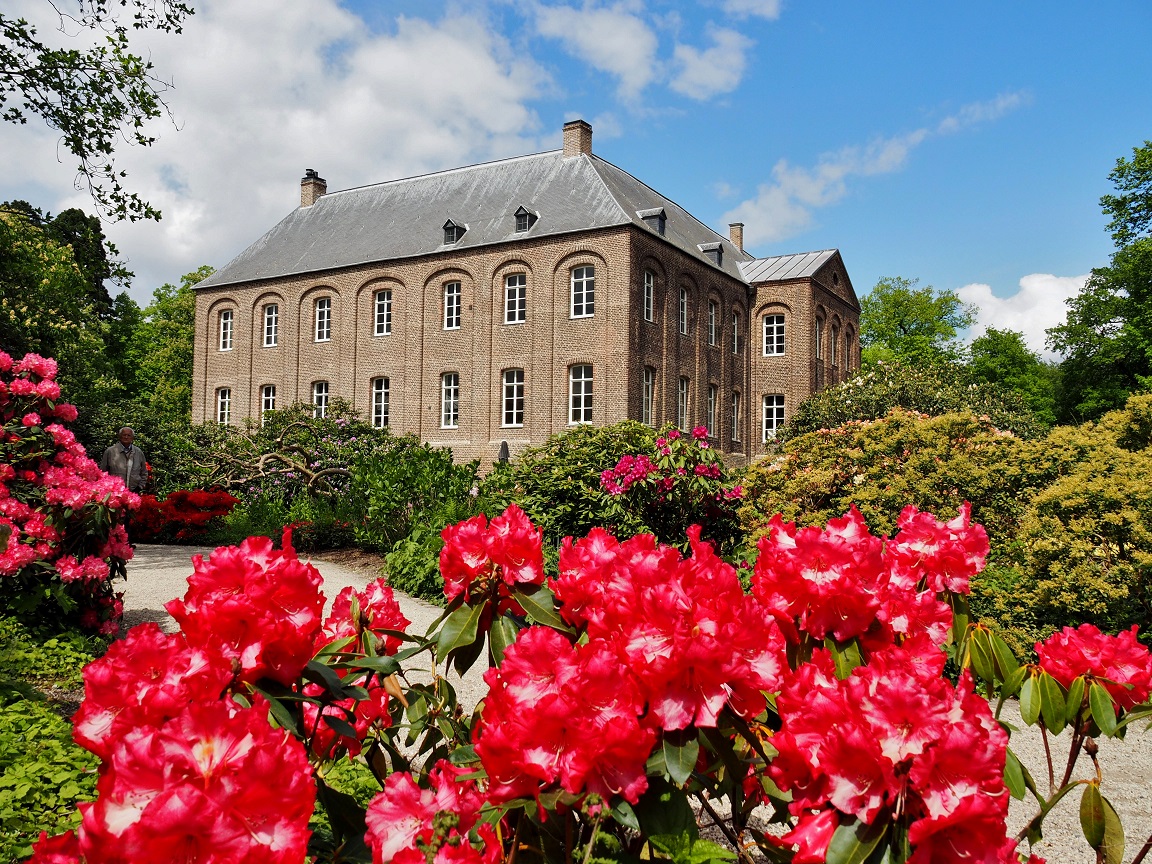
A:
193 120 860 465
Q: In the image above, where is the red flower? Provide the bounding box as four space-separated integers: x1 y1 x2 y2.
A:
1037 624 1152 711
767 808 837 864
319 577 411 656
887 503 989 594
26 830 80 863
439 503 543 604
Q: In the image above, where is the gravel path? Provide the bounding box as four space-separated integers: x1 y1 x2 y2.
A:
123 544 1152 862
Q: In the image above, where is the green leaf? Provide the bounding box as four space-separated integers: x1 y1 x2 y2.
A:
968 631 995 683
1038 671 1067 734
1003 748 1029 800
1019 673 1041 726
1099 793 1125 864
449 744 479 765
321 713 359 740
1089 682 1119 737
649 834 737 863
634 777 698 840
611 798 641 832
512 583 568 629
663 733 700 787
343 655 400 675
1002 665 1028 698
434 602 485 664
990 631 1020 680
316 779 370 859
1080 783 1105 848
252 686 300 735
488 613 521 666
1065 676 1086 725
824 819 887 864
825 636 863 680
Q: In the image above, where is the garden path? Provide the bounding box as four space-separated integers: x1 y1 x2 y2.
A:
122 544 1152 862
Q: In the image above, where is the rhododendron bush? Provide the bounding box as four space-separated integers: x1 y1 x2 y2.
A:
29 503 1152 864
131 487 239 543
0 351 136 632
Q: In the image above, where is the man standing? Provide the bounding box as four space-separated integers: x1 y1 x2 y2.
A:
99 427 147 493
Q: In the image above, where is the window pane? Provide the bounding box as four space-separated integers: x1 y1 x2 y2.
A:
503 369 524 426
643 271 654 322
372 377 390 427
642 367 655 427
707 384 717 436
732 312 741 354
441 373 459 428
731 392 741 441
315 298 332 341
217 388 231 424
815 319 824 359
679 288 688 334
708 301 717 346
763 314 785 355
444 282 462 330
375 290 392 336
571 266 595 318
505 274 526 324
312 381 329 418
763 394 785 441
219 310 233 351
677 377 689 429
569 365 593 423
263 305 278 347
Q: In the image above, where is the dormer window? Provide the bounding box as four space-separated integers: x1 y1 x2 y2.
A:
637 207 666 236
443 219 466 244
514 206 538 233
698 242 723 267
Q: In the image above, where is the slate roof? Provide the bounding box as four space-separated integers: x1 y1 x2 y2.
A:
737 249 838 284
197 150 756 289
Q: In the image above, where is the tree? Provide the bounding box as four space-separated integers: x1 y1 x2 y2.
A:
967 327 1059 427
1048 141 1152 421
859 276 976 367
0 1 193 221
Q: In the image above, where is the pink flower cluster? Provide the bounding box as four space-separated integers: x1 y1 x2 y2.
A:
439 503 544 604
1037 623 1152 711
600 453 657 495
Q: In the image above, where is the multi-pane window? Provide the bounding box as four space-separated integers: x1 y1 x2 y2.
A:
708 300 718 346
374 289 392 336
263 304 278 347
444 282 462 330
502 369 524 427
677 377 690 430
441 373 459 428
678 288 688 335
219 309 233 351
763 314 785 355
732 311 742 354
216 388 231 424
504 274 527 324
643 271 654 322
315 297 332 342
260 384 276 425
642 367 656 427
707 384 717 437
569 365 593 424
312 381 329 418
845 329 854 370
571 266 595 318
371 377 390 428
731 392 742 441
815 318 824 360
763 394 785 442
831 324 840 365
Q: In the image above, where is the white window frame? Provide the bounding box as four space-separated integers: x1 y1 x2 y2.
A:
642 367 656 427
216 388 231 424
763 314 785 356
677 377 690 430
815 318 824 360
502 369 525 427
569 365 593 424
679 288 688 335
441 373 459 429
731 391 742 442
707 384 717 437
570 266 595 318
374 289 392 337
708 300 718 346
444 282 462 330
763 394 785 442
219 309 233 351
371 377 389 428
643 270 654 323
831 323 840 366
315 297 332 342
260 384 276 425
732 311 742 354
262 304 278 347
504 274 527 324
312 381 329 418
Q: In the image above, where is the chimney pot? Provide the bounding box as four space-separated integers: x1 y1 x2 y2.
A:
301 169 327 208
728 222 744 253
562 119 593 158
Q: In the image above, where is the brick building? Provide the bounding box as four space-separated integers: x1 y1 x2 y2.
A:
192 120 860 465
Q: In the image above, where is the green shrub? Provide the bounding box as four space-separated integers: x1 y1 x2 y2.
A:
0 617 100 699
782 360 1045 441
0 700 98 861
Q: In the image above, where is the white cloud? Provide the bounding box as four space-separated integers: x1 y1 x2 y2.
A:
721 0 783 19
533 3 659 101
0 1 545 302
723 92 1027 247
957 273 1088 360
670 26 752 100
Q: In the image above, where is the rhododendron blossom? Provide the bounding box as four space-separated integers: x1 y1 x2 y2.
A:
320 577 411 656
439 503 543 603
1037 623 1152 710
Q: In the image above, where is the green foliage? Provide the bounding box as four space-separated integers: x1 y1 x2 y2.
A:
0 617 101 697
483 421 658 556
859 276 975 367
1100 139 1152 246
967 327 1059 427
0 700 98 862
782 360 1044 441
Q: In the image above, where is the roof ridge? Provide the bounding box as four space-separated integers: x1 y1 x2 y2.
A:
321 149 561 199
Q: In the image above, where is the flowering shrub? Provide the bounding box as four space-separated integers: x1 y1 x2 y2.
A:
30 504 1152 864
0 351 136 633
131 488 239 543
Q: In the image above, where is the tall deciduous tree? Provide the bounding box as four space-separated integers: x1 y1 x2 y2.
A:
0 1 193 221
859 276 975 367
967 327 1059 427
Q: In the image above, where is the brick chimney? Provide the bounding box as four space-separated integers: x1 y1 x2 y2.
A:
562 119 593 158
728 222 744 253
300 169 326 207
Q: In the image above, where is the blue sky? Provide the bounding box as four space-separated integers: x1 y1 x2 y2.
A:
4 1 1150 355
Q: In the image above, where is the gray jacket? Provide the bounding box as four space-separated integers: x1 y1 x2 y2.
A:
99 444 147 492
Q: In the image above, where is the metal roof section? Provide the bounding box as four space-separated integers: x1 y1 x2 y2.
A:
738 249 838 284
197 148 753 290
